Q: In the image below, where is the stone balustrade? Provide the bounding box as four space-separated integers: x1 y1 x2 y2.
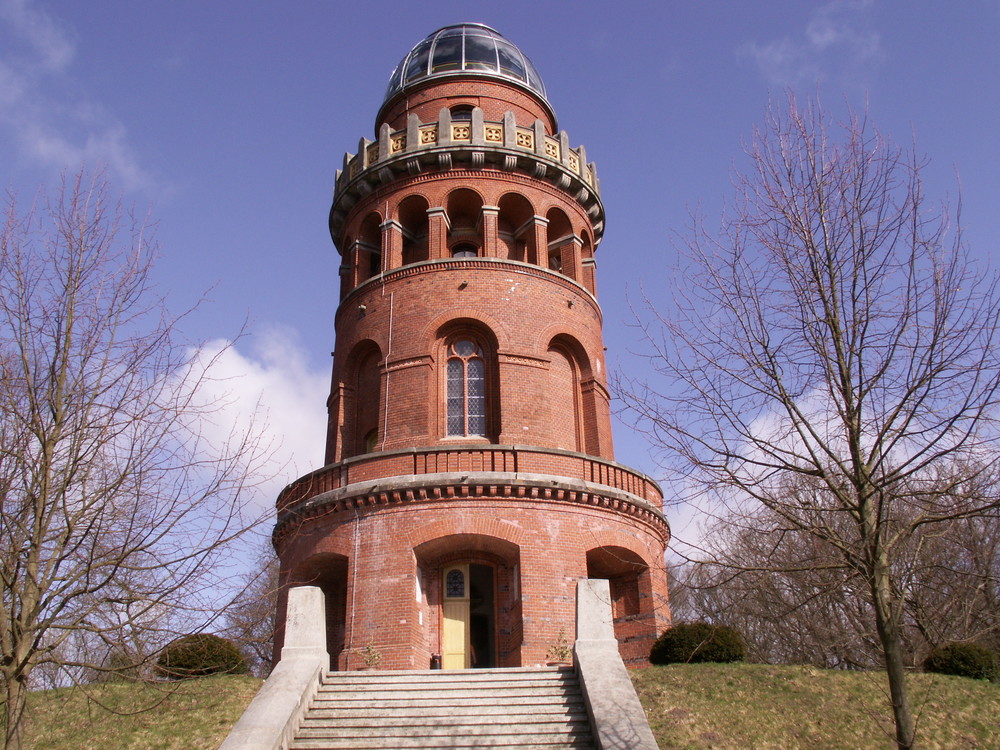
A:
339 112 598 191
276 443 663 514
330 108 604 244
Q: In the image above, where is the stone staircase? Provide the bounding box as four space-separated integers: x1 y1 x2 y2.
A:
289 667 596 750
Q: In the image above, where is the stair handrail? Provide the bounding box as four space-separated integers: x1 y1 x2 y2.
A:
218 586 329 750
574 579 660 750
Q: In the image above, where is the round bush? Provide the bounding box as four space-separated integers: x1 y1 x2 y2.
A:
156 633 247 679
650 622 746 665
923 642 998 681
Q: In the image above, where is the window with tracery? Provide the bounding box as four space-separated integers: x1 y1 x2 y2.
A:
447 338 486 436
445 568 465 598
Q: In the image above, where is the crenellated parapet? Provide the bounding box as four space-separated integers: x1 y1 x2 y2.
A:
330 106 604 244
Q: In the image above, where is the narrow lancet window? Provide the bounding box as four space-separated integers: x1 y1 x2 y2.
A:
446 338 486 436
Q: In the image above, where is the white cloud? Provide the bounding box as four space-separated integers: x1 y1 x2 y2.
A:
740 0 883 88
0 0 75 72
180 326 329 514
0 0 155 192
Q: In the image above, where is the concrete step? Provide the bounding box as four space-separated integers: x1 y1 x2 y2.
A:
289 667 595 750
297 721 590 738
318 677 577 692
303 706 589 721
312 688 580 702
291 739 592 750
311 696 582 710
321 667 571 679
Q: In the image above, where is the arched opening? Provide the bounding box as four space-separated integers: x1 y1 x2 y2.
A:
497 193 534 262
548 334 600 455
446 188 484 256
587 546 656 665
580 230 596 294
414 534 522 669
358 212 382 281
546 342 582 452
287 554 349 669
341 340 382 458
545 208 574 278
450 105 474 121
399 194 429 266
339 233 354 301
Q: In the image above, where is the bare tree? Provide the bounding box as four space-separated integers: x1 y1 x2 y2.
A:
0 170 267 749
673 466 999 669
619 96 1000 750
224 537 280 677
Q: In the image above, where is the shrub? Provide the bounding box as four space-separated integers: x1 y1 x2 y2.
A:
156 634 248 679
923 642 998 681
650 622 746 665
88 649 144 683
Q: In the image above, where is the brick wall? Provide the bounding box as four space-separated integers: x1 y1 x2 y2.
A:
276 490 670 669
378 78 556 134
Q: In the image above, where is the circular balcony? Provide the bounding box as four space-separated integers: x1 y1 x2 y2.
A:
275 444 666 536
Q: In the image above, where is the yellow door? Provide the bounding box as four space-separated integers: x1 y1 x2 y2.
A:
441 564 470 669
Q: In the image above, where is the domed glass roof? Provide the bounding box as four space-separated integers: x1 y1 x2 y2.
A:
384 23 548 104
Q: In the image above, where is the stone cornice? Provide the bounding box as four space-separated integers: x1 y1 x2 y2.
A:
273 471 670 543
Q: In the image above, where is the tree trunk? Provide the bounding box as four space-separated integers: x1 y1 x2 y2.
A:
4 676 26 750
870 554 915 750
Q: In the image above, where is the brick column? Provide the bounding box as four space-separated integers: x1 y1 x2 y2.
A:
528 216 548 266
480 205 499 257
382 219 403 271
427 208 449 259
559 234 582 282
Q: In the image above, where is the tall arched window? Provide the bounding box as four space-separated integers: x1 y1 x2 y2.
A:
447 338 486 436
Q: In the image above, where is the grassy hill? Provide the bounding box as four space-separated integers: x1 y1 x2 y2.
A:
631 663 999 750
13 664 999 749
20 674 262 750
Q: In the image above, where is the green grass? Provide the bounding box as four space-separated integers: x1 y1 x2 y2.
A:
631 663 1000 750
13 664 999 749
20 674 261 750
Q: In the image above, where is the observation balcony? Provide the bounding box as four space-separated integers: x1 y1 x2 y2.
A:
331 108 604 244
275 444 666 537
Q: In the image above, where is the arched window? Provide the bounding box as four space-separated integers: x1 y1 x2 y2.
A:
451 243 478 258
447 338 486 436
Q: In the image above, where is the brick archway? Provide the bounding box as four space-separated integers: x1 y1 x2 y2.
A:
413 532 522 668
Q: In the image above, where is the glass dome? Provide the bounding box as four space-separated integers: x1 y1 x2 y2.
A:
384 23 548 104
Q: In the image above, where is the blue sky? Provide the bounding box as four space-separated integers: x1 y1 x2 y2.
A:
2 0 998 528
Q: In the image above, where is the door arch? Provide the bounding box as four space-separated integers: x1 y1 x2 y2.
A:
413 533 521 668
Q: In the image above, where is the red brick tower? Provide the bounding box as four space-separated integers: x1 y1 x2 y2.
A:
275 23 670 669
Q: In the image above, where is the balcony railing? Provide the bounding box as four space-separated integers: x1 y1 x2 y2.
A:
276 444 662 513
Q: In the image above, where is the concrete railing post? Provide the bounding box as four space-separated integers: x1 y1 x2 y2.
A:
574 579 659 750
218 586 328 750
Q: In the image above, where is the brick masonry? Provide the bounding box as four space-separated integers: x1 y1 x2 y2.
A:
274 25 671 671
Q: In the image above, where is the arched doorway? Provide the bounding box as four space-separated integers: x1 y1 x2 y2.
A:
587 545 656 665
285 553 349 669
414 533 521 669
